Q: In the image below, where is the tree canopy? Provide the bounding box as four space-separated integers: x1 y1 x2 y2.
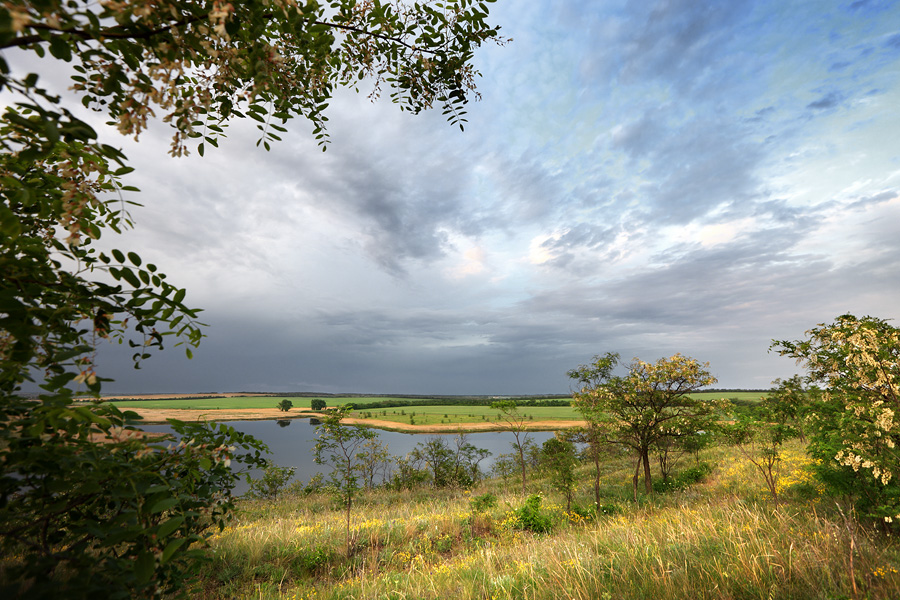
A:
772 314 900 525
569 352 720 495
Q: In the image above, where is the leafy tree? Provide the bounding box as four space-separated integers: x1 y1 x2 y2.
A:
451 432 492 486
277 399 294 412
247 464 296 501
569 352 719 496
491 400 532 494
409 434 490 488
772 314 900 525
568 423 612 516
540 436 578 512
1 0 500 594
0 418 267 599
313 407 377 556
310 398 327 411
723 379 811 505
353 437 392 489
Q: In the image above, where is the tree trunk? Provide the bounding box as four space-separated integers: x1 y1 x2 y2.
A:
632 456 640 502
593 451 601 515
345 497 352 557
518 444 527 495
642 449 653 494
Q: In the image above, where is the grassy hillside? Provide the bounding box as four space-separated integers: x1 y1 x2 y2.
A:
189 441 900 599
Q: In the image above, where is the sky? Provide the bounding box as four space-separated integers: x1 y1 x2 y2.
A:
10 0 900 395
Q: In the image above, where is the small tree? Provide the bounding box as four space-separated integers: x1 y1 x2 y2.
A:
541 436 578 512
247 465 296 501
569 353 719 496
569 423 613 516
723 380 809 505
277 399 294 412
410 435 491 488
354 438 393 489
491 400 531 494
313 408 376 556
310 398 327 411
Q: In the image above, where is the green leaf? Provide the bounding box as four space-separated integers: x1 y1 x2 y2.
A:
134 550 155 584
49 36 73 62
157 515 185 539
150 497 178 514
161 537 188 564
120 268 140 288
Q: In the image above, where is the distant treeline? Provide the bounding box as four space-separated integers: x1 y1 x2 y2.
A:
94 395 227 402
261 392 570 400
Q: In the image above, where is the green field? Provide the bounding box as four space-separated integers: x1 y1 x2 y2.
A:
106 396 422 410
106 391 766 426
350 404 582 425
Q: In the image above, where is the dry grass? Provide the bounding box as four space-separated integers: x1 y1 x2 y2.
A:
192 443 900 600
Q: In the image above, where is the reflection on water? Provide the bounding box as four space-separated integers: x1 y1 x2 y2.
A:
139 419 557 495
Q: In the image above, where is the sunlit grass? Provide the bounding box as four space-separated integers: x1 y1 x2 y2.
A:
192 441 900 599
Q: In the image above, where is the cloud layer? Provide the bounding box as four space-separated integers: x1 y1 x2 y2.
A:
11 0 900 394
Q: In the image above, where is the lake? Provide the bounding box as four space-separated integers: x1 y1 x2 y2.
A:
140 419 558 495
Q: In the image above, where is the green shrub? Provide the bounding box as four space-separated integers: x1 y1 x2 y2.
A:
514 494 552 533
470 493 498 513
653 461 714 493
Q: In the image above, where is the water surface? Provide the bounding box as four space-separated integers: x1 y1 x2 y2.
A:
140 419 557 495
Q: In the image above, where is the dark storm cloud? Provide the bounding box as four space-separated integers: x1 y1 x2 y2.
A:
807 91 845 111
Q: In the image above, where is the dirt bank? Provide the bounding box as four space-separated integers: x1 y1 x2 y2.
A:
127 408 585 432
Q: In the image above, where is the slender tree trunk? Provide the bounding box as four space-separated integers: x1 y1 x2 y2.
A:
632 456 640 502
642 448 653 494
345 497 352 557
519 443 527 495
593 449 601 515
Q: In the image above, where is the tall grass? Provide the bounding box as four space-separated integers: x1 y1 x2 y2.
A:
194 443 900 599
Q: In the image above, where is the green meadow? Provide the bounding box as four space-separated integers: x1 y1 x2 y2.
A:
189 440 900 600
106 396 413 411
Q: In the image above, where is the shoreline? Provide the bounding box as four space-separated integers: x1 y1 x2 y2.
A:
126 407 585 433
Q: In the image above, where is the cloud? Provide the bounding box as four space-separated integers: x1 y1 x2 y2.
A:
807 91 845 111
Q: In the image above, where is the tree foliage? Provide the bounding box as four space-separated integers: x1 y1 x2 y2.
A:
569 352 720 496
313 407 377 555
723 378 811 505
772 314 900 525
1 0 501 594
540 436 578 512
491 399 531 494
277 399 294 412
405 434 490 488
0 416 267 598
